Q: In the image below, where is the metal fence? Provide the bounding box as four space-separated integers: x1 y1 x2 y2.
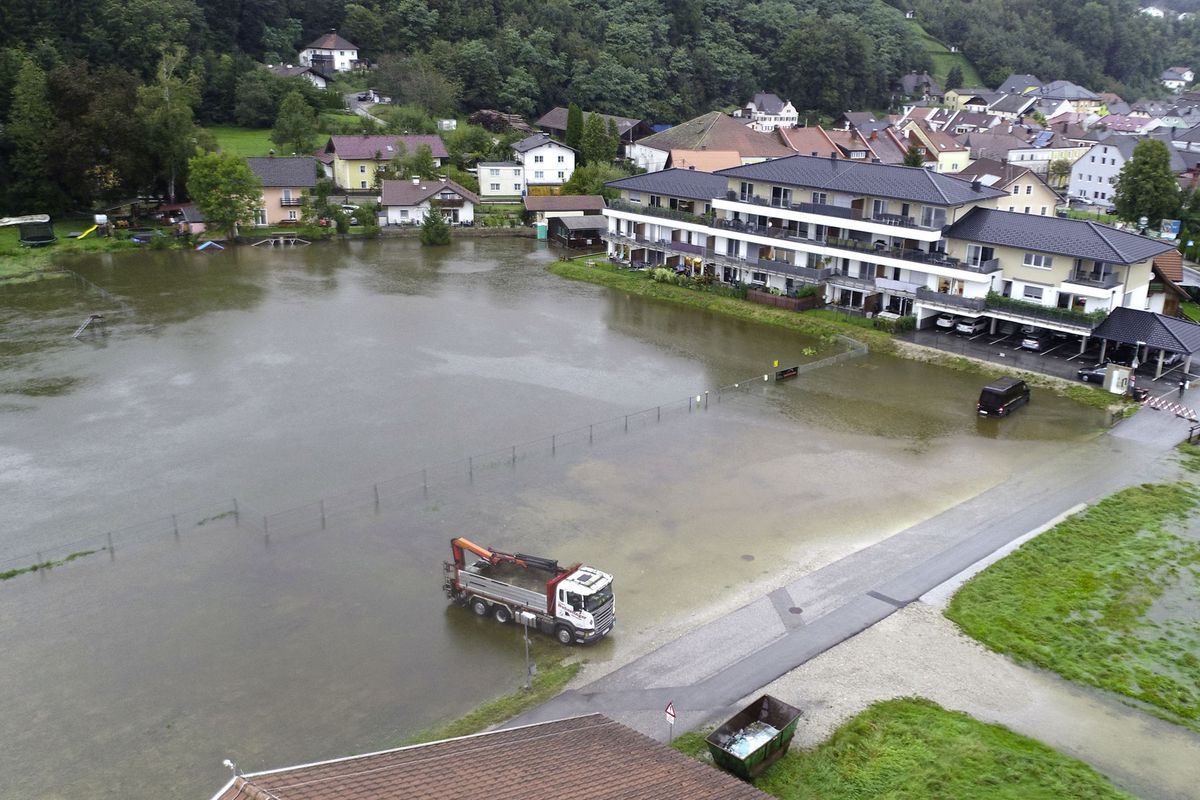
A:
3 343 868 575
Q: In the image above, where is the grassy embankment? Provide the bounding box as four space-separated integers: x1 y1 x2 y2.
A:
0 219 145 281
548 256 1124 413
400 651 581 745
947 478 1200 732
672 697 1130 799
907 25 983 88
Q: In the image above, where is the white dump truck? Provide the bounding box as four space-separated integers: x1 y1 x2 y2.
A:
442 537 615 645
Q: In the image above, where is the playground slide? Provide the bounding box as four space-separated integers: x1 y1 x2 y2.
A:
77 224 98 239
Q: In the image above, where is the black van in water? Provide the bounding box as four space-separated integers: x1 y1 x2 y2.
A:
977 377 1030 417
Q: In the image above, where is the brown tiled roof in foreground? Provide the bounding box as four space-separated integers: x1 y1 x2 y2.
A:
211 714 772 800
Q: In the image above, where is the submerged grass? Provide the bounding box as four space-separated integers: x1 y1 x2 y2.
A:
0 549 99 581
402 651 582 745
947 483 1200 731
548 258 1124 414
673 698 1129 799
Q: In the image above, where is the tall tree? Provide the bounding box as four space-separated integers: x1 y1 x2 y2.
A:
945 65 964 91
419 202 451 245
579 111 615 166
565 102 583 152
271 90 317 155
903 145 925 167
3 58 60 212
1112 139 1181 225
186 151 262 238
136 47 200 202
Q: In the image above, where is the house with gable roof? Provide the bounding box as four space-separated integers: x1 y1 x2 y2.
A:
533 108 651 157
322 135 449 192
1068 136 1187 206
1038 80 1103 113
1162 66 1195 93
626 112 794 172
996 74 1043 96
896 71 943 102
511 133 576 191
379 177 479 225
954 158 1059 216
735 92 800 132
902 121 971 172
299 30 360 74
264 63 327 90
246 156 319 226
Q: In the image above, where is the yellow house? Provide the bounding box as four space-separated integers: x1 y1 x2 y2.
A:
322 135 449 192
953 158 1060 217
902 122 971 173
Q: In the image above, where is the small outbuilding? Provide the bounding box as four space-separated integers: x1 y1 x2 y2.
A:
550 214 605 249
1090 306 1200 379
523 194 606 224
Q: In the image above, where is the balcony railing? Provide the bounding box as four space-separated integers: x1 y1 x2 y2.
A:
1065 269 1121 289
608 198 710 226
280 197 303 207
915 287 987 312
723 191 924 229
828 272 878 292
604 231 831 284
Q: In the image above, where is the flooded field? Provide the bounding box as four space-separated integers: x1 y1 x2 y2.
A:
0 238 1107 798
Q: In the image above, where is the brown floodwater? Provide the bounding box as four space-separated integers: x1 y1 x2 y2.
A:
0 238 1108 798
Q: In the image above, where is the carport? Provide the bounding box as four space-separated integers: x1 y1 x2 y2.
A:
1090 307 1200 379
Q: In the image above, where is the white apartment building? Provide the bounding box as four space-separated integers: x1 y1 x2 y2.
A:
512 133 576 188
478 161 526 198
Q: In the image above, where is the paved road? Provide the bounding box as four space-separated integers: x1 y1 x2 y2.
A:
504 407 1194 739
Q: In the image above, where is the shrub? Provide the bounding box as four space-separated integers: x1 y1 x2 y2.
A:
895 314 916 332
794 284 820 298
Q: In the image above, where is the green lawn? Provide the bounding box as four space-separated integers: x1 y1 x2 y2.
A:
1182 302 1200 323
910 26 983 88
206 126 277 157
0 218 147 279
673 698 1130 799
946 483 1200 731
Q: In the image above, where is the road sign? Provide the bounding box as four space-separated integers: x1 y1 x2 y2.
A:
665 701 676 725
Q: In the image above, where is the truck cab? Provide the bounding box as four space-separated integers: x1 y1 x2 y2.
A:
554 567 615 644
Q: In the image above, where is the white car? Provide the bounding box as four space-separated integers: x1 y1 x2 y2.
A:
935 313 958 329
955 317 989 335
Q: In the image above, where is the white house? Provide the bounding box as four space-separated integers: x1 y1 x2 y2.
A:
735 93 799 132
379 178 479 226
265 63 328 90
478 161 526 198
512 133 576 188
299 30 360 74
1162 66 1195 93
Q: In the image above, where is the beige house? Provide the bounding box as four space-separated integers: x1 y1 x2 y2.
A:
246 157 318 226
954 158 1060 216
322 135 449 192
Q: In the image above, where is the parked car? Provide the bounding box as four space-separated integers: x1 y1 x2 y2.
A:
935 313 958 329
1020 331 1047 351
955 317 989 335
977 377 1031 417
1077 362 1110 383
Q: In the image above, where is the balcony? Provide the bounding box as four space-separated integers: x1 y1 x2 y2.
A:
604 231 830 284
1065 269 1121 289
723 191 924 230
828 272 878 292
915 287 987 312
608 198 710 226
280 197 304 207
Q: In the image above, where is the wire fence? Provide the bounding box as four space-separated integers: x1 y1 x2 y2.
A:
2 338 867 574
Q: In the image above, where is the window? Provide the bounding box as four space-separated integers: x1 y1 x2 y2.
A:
1012 186 1020 195
360 180 367 189
513 169 520 176
740 181 755 201
919 206 946 229
1023 252 1053 268
359 165 367 173
400 210 408 218
513 183 521 191
1090 155 1095 162
1023 285 1044 301
628 192 641 203
534 170 543 179
872 199 886 217
1008 205 1015 211
557 171 564 179
489 183 500 191
966 244 983 265
812 191 827 205
772 186 792 206
288 210 296 220
557 155 564 163
1040 207 1047 215
490 168 499 176
751 271 767 283
534 155 544 163
1025 185 1032 195
649 196 662 207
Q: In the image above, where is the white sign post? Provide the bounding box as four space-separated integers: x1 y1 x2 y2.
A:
665 701 676 742
518 611 537 690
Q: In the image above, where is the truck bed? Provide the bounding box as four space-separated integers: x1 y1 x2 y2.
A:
467 560 559 593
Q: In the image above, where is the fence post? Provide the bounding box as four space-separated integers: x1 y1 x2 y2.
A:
263 516 269 534
657 405 661 421
232 498 239 527
423 468 428 498
704 391 709 409
469 456 474 483
589 424 593 444
107 532 115 561
552 434 556 455
624 414 629 432
689 396 693 412
373 483 380 513
511 446 516 467
172 514 179 540
320 499 326 530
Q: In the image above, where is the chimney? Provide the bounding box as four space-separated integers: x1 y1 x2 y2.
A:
829 152 837 160
811 151 818 156
412 177 420 185
971 179 982 191
872 157 880 163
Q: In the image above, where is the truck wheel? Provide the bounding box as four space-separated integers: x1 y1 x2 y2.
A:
471 599 489 617
493 605 511 624
555 625 575 645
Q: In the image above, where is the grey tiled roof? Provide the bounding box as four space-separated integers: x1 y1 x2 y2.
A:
716 154 1008 205
513 133 575 154
555 214 606 230
749 92 787 114
996 74 1043 94
1091 306 1200 354
605 168 730 201
946 208 1175 264
246 157 319 187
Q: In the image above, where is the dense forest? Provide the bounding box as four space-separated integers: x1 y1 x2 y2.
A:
0 0 1196 214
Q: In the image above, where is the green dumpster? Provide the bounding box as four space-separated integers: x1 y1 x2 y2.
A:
705 694 803 780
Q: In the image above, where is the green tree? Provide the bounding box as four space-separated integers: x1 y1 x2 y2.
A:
903 145 925 167
565 102 583 152
1112 139 1182 225
1047 158 1073 189
580 111 616 166
945 65 964 91
560 162 628 200
375 54 461 116
3 58 60 212
404 144 438 179
271 90 317 155
420 203 451 245
186 151 262 239
260 18 302 63
136 47 200 202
